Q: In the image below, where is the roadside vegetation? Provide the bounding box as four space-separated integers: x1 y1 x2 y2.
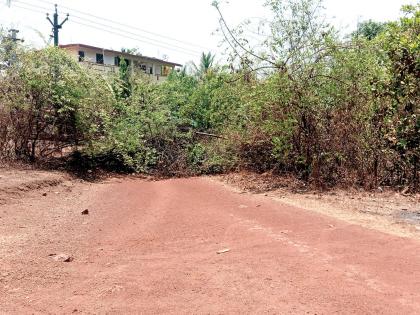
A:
0 0 418 191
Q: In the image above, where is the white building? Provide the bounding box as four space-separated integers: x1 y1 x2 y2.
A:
60 43 182 81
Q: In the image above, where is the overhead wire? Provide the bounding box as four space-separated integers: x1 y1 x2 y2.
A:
71 20 200 57
1 3 54 45
69 15 202 54
8 3 46 15
15 0 201 54
12 0 205 57
19 0 211 51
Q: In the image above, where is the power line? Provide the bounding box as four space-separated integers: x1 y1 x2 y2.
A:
11 4 200 58
23 0 211 51
9 3 45 15
14 0 49 11
13 0 205 55
71 20 200 58
5 2 55 43
69 15 202 54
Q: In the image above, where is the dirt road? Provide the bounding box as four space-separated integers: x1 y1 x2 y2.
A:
1 177 420 314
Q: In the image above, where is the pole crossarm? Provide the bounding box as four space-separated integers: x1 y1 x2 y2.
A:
46 4 69 46
46 14 54 27
59 14 69 28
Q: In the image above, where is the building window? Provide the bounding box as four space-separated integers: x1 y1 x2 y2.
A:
149 66 153 74
96 53 104 64
78 51 85 62
134 60 147 72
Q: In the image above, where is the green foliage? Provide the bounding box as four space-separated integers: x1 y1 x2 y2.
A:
192 52 216 78
180 71 239 131
117 58 131 99
0 46 113 160
121 47 142 56
212 0 419 189
378 4 420 187
0 1 418 190
354 20 387 40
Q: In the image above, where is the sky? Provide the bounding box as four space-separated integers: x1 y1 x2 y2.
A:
0 0 417 65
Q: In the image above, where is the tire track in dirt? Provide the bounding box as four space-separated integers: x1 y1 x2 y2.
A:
1 177 419 314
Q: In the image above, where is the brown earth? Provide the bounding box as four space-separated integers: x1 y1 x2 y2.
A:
220 172 420 240
1 171 420 314
0 168 67 205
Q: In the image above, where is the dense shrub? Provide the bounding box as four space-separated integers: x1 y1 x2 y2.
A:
0 2 418 190
0 46 114 161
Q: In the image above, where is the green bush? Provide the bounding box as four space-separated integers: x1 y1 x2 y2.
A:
0 2 418 190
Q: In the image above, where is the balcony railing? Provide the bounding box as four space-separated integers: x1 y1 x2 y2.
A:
81 61 117 73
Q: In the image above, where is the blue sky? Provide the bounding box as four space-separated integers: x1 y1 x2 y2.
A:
0 0 417 65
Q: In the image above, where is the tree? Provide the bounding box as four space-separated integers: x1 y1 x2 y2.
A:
0 47 115 161
117 58 131 99
192 52 216 77
121 47 142 56
379 4 420 190
354 20 387 40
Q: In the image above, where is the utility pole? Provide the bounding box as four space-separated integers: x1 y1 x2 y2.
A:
46 4 69 47
7 29 23 43
3 28 24 66
6 0 11 8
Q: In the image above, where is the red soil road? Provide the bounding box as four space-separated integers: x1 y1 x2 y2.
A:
1 177 420 314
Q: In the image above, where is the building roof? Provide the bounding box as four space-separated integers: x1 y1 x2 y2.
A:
59 43 182 67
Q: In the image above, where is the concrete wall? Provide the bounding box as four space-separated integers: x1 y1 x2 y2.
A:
63 46 174 82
